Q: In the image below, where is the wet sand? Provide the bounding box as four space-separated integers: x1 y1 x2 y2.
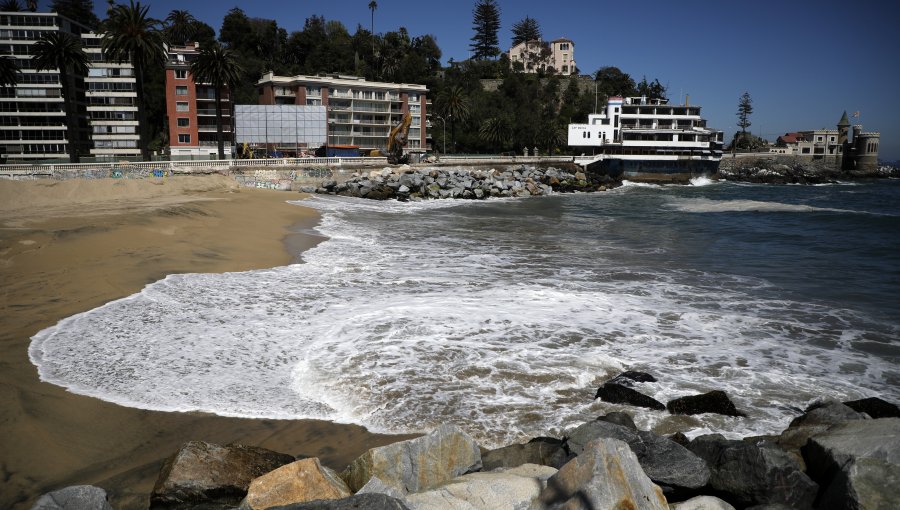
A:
0 176 413 509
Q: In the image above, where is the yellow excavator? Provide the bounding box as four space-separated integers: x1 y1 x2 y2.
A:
385 112 412 165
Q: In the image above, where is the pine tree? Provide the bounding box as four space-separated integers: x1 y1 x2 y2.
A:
737 91 753 133
511 16 541 47
470 0 500 60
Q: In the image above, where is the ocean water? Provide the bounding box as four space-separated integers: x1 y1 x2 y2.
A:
29 176 900 446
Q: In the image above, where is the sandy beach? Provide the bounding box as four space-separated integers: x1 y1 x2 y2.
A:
0 175 411 510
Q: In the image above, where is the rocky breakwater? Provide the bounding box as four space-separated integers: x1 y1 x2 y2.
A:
38 378 900 510
307 164 617 201
719 156 900 184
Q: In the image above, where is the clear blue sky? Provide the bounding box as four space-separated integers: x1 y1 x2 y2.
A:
55 0 900 160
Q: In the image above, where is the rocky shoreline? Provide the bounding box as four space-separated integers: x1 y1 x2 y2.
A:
35 374 899 509
718 156 900 184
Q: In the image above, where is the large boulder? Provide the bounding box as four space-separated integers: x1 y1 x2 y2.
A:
404 463 556 510
482 439 569 470
595 383 666 410
597 411 638 430
31 485 114 510
566 420 709 492
688 434 817 508
150 441 295 509
789 400 866 427
842 397 900 419
669 495 736 510
539 438 668 510
801 418 900 510
266 493 410 509
340 424 481 494
666 391 746 417
242 458 351 510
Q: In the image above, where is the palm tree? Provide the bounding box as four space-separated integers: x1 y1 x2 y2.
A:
102 0 165 161
368 1 377 53
190 42 243 160
32 32 89 163
479 117 510 151
436 86 470 153
0 56 19 88
0 0 24 11
164 9 197 46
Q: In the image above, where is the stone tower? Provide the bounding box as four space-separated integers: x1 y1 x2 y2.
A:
836 111 850 170
852 127 880 173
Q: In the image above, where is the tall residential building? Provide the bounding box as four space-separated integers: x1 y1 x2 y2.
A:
257 72 429 152
0 11 139 163
509 38 576 76
165 42 233 159
82 32 140 159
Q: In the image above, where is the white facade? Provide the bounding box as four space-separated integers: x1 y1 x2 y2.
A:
234 105 326 146
508 38 576 76
82 32 140 159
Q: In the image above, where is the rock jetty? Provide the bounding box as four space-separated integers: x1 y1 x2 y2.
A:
36 385 900 509
719 156 900 184
306 164 616 200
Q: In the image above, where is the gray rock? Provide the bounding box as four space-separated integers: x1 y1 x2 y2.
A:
597 412 637 430
405 464 555 510
398 185 410 194
802 418 900 510
666 391 746 417
843 397 900 418
668 495 736 510
482 440 569 470
595 383 666 410
356 476 406 500
566 420 709 491
31 485 114 510
540 438 668 510
150 441 295 509
268 493 410 509
341 424 482 494
789 399 867 427
688 434 817 508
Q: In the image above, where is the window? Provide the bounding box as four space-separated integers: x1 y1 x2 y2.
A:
175 86 188 95
175 69 187 79
178 134 191 143
176 101 189 112
177 118 189 127
307 86 321 96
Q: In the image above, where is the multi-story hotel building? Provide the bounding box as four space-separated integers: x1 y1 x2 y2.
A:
257 71 429 153
165 42 233 159
509 38 576 76
0 11 139 162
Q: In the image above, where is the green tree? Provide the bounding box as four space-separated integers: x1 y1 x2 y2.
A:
190 42 243 160
511 16 541 46
368 1 377 53
637 76 667 100
436 85 470 153
737 91 753 134
51 0 100 30
32 32 88 163
479 116 510 150
102 0 166 161
594 66 637 99
0 55 20 87
163 10 198 45
470 0 500 60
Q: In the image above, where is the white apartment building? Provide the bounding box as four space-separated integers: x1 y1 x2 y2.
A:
82 32 140 159
509 38 576 76
257 72 429 152
0 11 138 162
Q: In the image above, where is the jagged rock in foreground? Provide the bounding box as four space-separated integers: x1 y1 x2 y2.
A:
566 420 710 492
481 438 570 470
340 423 481 494
688 434 818 508
540 438 668 510
241 458 351 509
267 493 410 510
666 390 746 417
595 382 666 410
404 463 556 510
31 485 114 510
150 441 295 509
801 418 900 510
843 396 900 419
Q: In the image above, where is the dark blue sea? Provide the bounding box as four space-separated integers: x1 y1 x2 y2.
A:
30 176 900 445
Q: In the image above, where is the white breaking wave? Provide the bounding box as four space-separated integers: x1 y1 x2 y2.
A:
28 194 898 447
689 176 717 187
665 198 878 215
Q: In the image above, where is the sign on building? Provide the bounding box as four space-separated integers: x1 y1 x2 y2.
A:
234 105 327 147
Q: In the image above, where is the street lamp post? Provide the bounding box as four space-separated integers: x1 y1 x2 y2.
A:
435 114 448 155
